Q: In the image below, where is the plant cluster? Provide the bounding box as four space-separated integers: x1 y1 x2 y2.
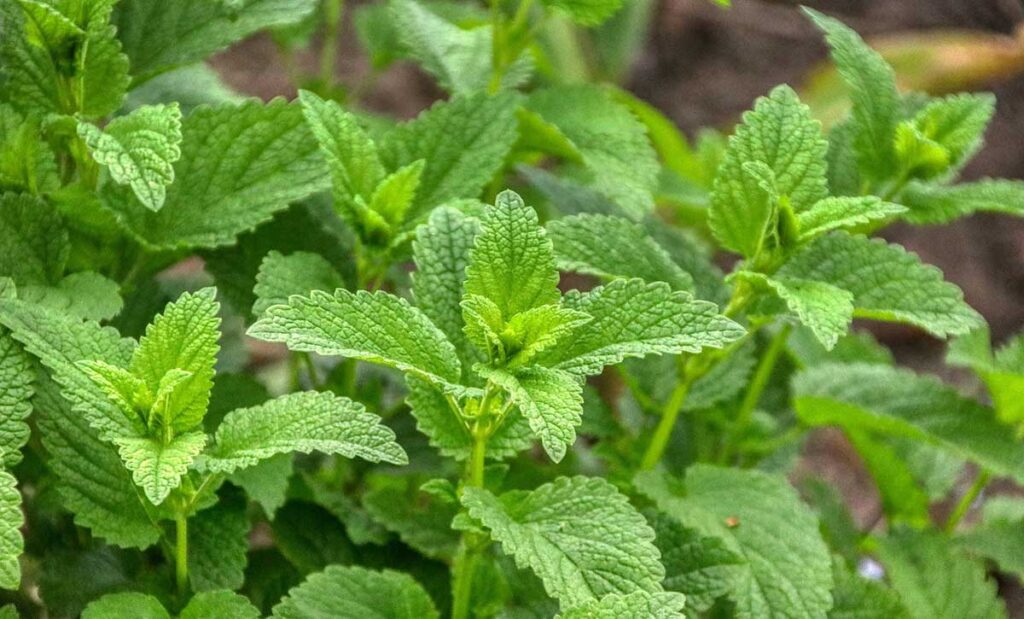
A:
0 0 1023 617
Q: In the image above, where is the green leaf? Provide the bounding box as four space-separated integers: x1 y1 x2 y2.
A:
463 190 560 323
778 232 982 338
271 565 439 619
201 391 407 473
412 207 481 368
547 214 693 291
228 453 292 516
948 326 1024 428
406 376 533 461
82 592 169 619
557 591 686 618
180 590 261 619
131 287 220 434
0 330 33 467
708 85 828 257
0 104 60 194
380 91 519 214
113 0 319 81
957 503 1024 581
189 496 250 592
78 103 183 211
797 196 906 240
0 192 67 285
876 530 1006 619
249 288 460 388
636 465 833 619
18 271 123 321
253 251 345 317
899 93 994 175
828 555 909 619
844 430 930 527
271 500 357 574
648 510 744 616
362 477 460 560
501 304 592 369
478 365 583 463
804 8 900 184
741 272 853 350
76 2 131 118
113 431 206 504
900 179 1024 225
462 476 664 608
540 0 625 26
537 279 744 376
123 64 245 114
104 99 330 250
0 471 22 590
13 0 83 56
793 363 1024 482
526 86 659 219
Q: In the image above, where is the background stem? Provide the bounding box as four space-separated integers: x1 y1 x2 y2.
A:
175 514 188 597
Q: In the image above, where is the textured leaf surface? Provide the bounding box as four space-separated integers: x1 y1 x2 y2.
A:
105 99 330 249
480 366 583 463
406 376 533 461
180 590 261 619
114 0 318 80
271 565 439 619
828 556 908 619
0 192 67 285
114 431 206 504
877 530 1005 619
18 271 123 321
557 592 685 618
189 497 250 592
76 4 131 118
805 8 899 183
228 453 292 516
82 592 169 619
797 196 906 240
462 476 664 607
793 363 1024 482
778 232 982 337
0 471 22 590
0 331 32 466
526 86 658 219
253 250 345 316
202 391 407 473
362 478 459 560
78 103 182 211
464 191 560 321
900 179 1024 225
249 289 460 387
380 92 519 214
636 466 833 619
744 273 853 350
708 85 828 257
900 93 994 173
538 279 744 376
548 214 693 291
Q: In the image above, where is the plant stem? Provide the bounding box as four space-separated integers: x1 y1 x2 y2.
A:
944 469 991 533
451 426 489 619
175 513 188 597
319 0 343 89
718 323 791 464
639 377 691 470
300 352 322 390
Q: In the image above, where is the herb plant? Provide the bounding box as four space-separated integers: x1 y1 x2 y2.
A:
0 0 1022 617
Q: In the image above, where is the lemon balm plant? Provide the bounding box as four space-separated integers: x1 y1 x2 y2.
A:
0 0 1023 617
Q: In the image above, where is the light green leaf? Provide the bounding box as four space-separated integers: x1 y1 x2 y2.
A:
0 471 22 590
365 159 424 229
797 196 906 240
793 363 1024 482
189 497 250 592
957 504 1024 581
877 530 1006 619
13 0 83 55
778 232 982 337
228 453 292 516
947 326 1024 430
899 93 995 175
113 431 206 504
180 590 261 619
82 592 169 619
502 304 591 369
249 288 460 388
18 271 123 321
479 365 583 463
900 179 1024 225
0 192 67 285
380 91 519 214
708 85 828 257
412 207 481 368
77 359 148 438
0 330 33 467
462 476 664 608
547 214 693 291
271 565 439 619
76 2 131 119
742 272 853 350
557 591 686 618
104 99 330 249
406 376 533 461
537 279 744 376
131 287 220 434
805 8 900 184
845 430 930 527
114 0 319 81
636 466 833 619
464 191 560 321
526 86 658 219
201 391 407 473
541 0 625 26
78 103 183 211
253 251 345 317
828 556 909 619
